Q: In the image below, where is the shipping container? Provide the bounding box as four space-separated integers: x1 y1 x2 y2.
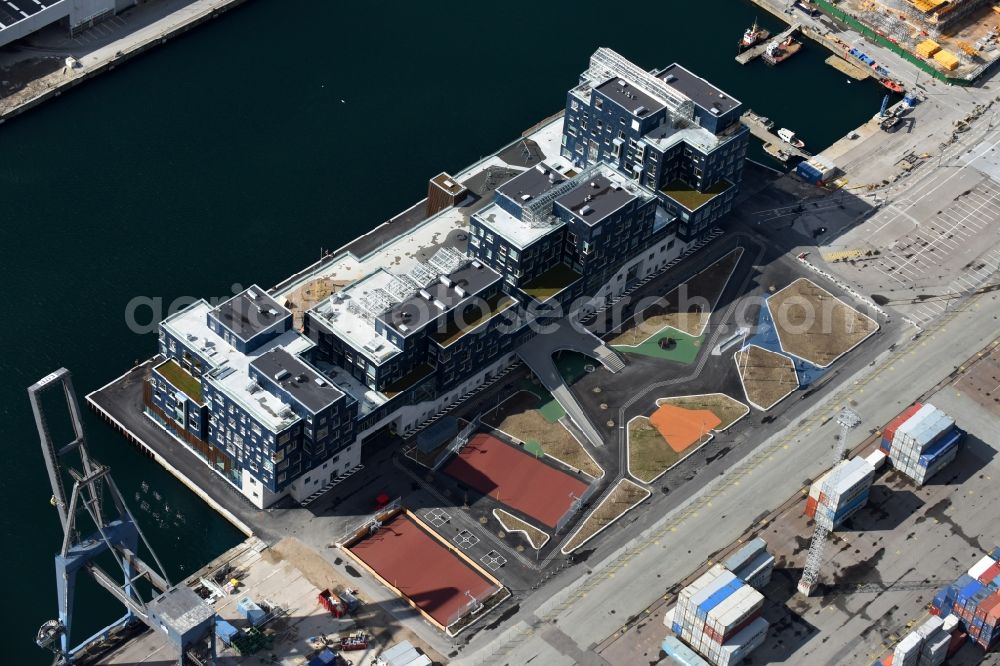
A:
237 596 267 626
893 632 923 666
661 637 710 666
867 449 888 470
977 562 1000 586
215 619 239 645
739 552 776 590
969 556 997 581
723 538 767 576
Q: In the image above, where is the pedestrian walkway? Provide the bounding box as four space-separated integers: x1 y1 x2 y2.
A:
517 319 623 447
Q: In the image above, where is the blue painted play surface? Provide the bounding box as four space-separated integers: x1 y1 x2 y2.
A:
741 299 829 388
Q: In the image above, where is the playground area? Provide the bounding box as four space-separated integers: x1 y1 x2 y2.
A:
607 248 743 362
625 394 748 483
481 389 602 477
343 509 507 634
442 432 590 528
735 345 800 411
768 278 879 368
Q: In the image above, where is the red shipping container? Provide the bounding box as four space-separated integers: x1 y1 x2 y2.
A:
948 631 967 657
721 609 762 643
883 404 922 445
983 591 1000 622
978 563 1000 586
882 655 894 666
805 496 818 518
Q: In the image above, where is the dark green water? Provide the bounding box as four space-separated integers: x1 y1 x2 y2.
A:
0 1 887 662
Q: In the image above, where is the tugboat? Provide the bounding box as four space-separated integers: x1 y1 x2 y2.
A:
763 37 802 65
739 20 770 50
778 128 806 149
878 77 905 94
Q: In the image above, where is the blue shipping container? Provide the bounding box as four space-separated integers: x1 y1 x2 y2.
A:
672 621 683 636
918 427 963 467
215 619 239 644
698 579 744 616
662 636 710 666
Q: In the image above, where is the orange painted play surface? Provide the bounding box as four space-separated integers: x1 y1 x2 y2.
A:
649 404 721 452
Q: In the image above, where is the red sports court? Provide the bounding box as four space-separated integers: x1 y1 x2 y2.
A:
347 511 499 629
443 433 589 528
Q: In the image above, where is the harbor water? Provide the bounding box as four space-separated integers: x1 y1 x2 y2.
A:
0 1 890 662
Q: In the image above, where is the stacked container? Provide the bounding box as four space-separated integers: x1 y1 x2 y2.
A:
880 404 923 454
670 564 769 666
883 404 964 486
930 547 1000 652
804 457 876 530
723 538 775 590
893 632 923 666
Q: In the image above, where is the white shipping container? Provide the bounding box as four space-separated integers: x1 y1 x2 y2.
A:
663 605 676 629
690 571 737 614
915 615 944 639
941 614 960 633
893 632 923 666
969 555 997 580
681 565 726 603
866 449 888 469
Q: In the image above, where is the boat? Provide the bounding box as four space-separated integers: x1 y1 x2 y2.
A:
739 20 770 50
879 116 901 132
763 37 802 65
778 128 805 149
879 77 905 94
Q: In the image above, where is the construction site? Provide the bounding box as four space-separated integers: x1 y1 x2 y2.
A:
820 0 1000 81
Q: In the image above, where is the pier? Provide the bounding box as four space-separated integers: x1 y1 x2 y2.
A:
736 23 800 65
741 109 810 160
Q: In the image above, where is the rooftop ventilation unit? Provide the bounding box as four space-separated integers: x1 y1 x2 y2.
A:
535 164 547 173
664 74 677 83
186 333 197 341
274 369 291 381
443 178 455 188
433 299 446 310
454 285 466 298
440 275 453 287
398 323 409 333
419 289 432 300
363 338 384 353
520 194 532 202
617 79 627 86
314 377 326 387
247 289 259 300
711 106 721 115
635 105 648 116
267 308 279 316
580 205 594 215
472 260 482 268
296 374 308 382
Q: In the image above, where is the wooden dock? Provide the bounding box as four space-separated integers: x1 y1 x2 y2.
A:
736 23 800 65
825 54 871 80
741 109 810 160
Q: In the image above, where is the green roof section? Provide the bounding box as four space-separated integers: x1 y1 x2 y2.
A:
660 178 732 212
431 294 517 347
155 359 203 404
522 263 582 302
383 363 434 399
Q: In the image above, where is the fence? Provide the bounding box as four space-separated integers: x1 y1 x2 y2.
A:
555 476 602 535
334 499 402 547
432 414 482 471
444 583 506 635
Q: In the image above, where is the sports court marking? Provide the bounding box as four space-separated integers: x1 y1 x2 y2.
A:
343 511 506 634
481 551 507 572
453 530 480 550
443 432 589 528
424 508 451 527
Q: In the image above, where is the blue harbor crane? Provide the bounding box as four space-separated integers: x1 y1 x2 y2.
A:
880 94 890 118
29 368 217 665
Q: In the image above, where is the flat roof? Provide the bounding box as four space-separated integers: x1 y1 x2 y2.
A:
251 348 344 413
496 163 567 205
659 64 741 116
660 178 734 212
310 269 403 364
430 172 467 196
595 77 665 118
474 202 564 250
381 261 501 337
162 300 315 432
211 287 290 342
555 171 642 226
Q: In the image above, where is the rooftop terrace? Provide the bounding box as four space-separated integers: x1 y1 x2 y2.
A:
430 293 517 348
521 262 582 302
660 178 733 212
474 201 565 250
155 359 202 404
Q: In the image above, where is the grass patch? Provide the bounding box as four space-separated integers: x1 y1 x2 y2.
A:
522 263 582 302
656 393 750 431
494 509 549 550
562 479 650 553
431 295 516 347
660 178 733 212
735 345 799 410
627 416 709 483
483 391 602 478
155 359 202 403
768 277 878 367
612 328 703 363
